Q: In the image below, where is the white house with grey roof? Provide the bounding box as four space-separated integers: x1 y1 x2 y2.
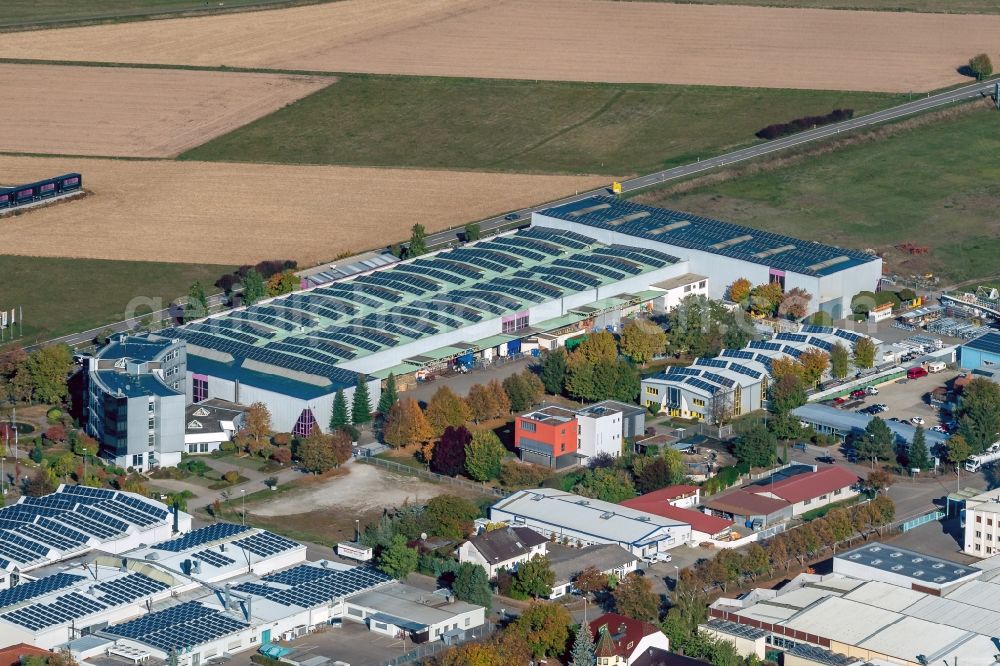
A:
489 488 691 558
458 526 548 579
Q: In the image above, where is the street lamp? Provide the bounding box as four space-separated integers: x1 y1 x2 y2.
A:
240 489 246 526
355 519 360 543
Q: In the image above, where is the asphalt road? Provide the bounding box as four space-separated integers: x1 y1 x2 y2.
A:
421 77 999 250
25 78 997 351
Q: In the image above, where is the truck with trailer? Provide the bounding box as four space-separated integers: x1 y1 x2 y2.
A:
964 442 1000 472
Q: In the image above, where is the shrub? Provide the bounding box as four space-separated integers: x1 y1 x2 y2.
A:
46 408 63 424
499 459 550 487
222 470 240 485
271 433 292 447
43 426 67 443
214 273 237 293
271 446 292 465
756 109 853 140
219 441 237 454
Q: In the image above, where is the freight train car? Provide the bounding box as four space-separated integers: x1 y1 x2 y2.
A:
0 173 82 210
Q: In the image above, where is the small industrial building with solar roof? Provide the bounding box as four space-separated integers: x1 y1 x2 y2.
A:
703 542 1000 666
0 489 487 662
640 326 881 420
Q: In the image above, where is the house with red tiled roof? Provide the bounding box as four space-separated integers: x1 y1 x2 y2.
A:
0 644 50 666
590 613 670 666
619 495 733 544
751 466 859 517
704 488 792 528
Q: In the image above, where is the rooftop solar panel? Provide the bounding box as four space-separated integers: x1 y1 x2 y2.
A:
153 523 250 552
0 573 83 610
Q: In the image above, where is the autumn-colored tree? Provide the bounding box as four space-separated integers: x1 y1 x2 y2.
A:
751 282 784 316
946 434 972 467
265 270 298 296
467 383 501 423
613 572 659 622
244 402 272 448
487 379 511 416
26 345 73 405
798 348 829 386
426 386 472 437
503 371 544 412
852 337 877 370
573 566 609 597
297 427 336 473
270 446 292 465
569 331 618 367
770 356 804 382
512 601 572 658
382 398 433 449
727 278 752 306
619 319 666 364
423 494 480 540
865 469 894 495
778 287 812 320
43 425 67 443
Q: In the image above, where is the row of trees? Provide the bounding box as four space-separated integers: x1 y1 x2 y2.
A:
663 295 754 358
540 331 641 404
559 448 686 503
727 278 812 320
0 345 73 406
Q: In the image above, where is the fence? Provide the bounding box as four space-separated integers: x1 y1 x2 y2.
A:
897 509 945 532
371 621 496 666
358 456 510 497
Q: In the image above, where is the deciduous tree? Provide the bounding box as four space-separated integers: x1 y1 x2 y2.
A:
265 270 298 297
751 282 784 316
378 534 417 580
830 342 850 380
382 398 433 449
244 402 272 447
26 345 72 405
970 53 994 80
511 555 555 599
799 349 829 386
465 429 506 481
852 337 877 370
297 427 338 473
727 278 752 306
613 572 659 622
424 494 479 540
467 383 501 423
865 469 894 495
408 224 428 257
503 371 544 412
778 287 812 320
464 222 481 242
431 426 471 477
946 434 972 467
184 281 208 322
426 386 472 437
854 417 893 463
619 319 666 364
512 601 571 658
573 566 608 597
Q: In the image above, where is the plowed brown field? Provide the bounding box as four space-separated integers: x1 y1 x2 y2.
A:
0 156 604 265
0 64 330 157
0 0 996 92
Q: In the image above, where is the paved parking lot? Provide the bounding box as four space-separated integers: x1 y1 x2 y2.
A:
227 622 416 666
852 369 959 428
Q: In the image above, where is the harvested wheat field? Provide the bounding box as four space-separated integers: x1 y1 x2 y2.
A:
0 64 330 157
0 156 604 265
1 0 998 92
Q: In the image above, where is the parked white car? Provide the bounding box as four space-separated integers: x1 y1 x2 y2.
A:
911 416 925 425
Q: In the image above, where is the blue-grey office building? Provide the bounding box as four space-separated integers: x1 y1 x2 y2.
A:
85 335 187 471
960 332 1000 372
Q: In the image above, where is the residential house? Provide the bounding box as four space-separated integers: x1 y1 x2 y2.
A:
184 399 248 455
591 613 670 666
547 544 638 598
751 466 859 517
457 526 548 579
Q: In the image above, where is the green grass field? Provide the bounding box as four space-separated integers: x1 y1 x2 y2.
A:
0 0 334 29
180 76 906 176
636 106 1000 285
0 255 233 343
625 0 1000 13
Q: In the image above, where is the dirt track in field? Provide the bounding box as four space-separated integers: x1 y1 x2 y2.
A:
0 156 604 265
0 0 997 92
0 64 330 157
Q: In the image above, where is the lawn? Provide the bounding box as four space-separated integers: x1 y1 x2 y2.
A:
626 0 1000 13
635 106 1000 286
0 0 335 29
0 255 233 344
180 75 905 176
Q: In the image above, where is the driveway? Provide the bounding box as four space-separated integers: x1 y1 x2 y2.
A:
400 355 536 404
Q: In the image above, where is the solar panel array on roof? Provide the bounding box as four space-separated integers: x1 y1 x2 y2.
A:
722 349 755 360
776 332 808 343
809 337 834 352
539 196 875 276
749 340 781 352
728 363 763 380
154 523 250 552
235 566 392 608
194 549 235 568
106 601 247 652
702 372 736 388
802 325 835 335
93 574 170 605
834 329 864 344
520 226 593 249
965 331 1000 355
694 358 727 369
232 531 299 557
3 591 106 631
0 573 83 610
